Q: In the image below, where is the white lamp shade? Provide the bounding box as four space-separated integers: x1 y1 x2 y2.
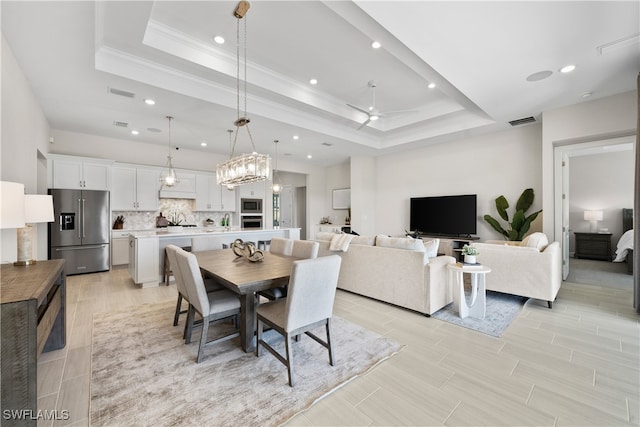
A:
25 194 54 223
584 210 603 221
0 181 25 229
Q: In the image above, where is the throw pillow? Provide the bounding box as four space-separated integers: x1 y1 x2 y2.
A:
521 232 549 251
423 238 439 258
375 234 425 252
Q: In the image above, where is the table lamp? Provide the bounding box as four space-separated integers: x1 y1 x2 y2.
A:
584 210 603 233
15 194 54 265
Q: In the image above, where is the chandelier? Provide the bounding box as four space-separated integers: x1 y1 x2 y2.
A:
160 115 178 187
216 1 271 186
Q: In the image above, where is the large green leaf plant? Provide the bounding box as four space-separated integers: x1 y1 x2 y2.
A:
483 188 542 241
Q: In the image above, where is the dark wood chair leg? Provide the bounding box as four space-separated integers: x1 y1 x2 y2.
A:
173 293 183 326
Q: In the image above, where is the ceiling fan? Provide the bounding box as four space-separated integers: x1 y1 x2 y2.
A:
347 80 414 130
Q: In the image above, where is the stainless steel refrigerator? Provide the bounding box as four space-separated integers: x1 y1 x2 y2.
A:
48 189 110 275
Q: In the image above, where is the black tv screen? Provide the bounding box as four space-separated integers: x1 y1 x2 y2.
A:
410 194 477 237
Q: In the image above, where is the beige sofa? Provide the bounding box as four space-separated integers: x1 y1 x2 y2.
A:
315 234 456 315
471 233 562 308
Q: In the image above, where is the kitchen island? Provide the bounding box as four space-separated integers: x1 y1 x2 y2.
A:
127 228 301 287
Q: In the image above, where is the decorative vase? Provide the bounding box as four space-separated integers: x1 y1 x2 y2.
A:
464 254 477 264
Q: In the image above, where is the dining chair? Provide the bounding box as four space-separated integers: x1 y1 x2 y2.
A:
260 240 320 301
175 248 241 363
269 237 293 256
255 255 342 386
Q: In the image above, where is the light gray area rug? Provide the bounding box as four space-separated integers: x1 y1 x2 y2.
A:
432 291 528 337
90 300 402 427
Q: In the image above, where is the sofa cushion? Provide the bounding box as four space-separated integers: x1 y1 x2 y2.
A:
316 232 336 241
351 235 375 246
521 232 549 251
375 234 425 252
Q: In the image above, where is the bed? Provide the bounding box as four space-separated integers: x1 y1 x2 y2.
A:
613 208 633 274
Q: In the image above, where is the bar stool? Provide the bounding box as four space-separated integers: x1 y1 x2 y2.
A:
257 240 271 250
164 245 191 286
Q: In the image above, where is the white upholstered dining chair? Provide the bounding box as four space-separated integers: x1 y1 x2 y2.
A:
260 240 320 302
175 247 241 363
255 255 342 386
269 237 294 256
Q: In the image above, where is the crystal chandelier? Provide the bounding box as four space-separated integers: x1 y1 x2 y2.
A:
216 1 271 186
161 115 178 187
271 139 281 194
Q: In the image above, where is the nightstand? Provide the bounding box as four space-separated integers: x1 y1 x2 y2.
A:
574 232 612 261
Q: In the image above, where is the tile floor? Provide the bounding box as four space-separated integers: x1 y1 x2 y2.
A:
36 261 639 426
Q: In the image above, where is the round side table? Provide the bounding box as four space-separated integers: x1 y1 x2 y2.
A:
447 263 491 319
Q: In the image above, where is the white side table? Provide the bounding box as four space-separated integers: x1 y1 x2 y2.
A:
447 263 491 319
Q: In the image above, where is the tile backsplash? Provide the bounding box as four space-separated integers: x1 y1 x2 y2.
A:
113 198 236 230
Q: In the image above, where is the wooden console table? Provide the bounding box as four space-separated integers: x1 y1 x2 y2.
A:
1 260 66 425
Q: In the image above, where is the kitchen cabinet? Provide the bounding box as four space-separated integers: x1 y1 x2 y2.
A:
112 165 160 211
195 173 236 212
158 170 196 198
128 235 159 287
237 180 266 199
111 231 131 266
50 155 112 190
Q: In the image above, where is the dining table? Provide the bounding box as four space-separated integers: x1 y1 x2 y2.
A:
193 248 298 352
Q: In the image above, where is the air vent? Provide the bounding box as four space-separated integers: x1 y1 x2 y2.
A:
113 120 129 128
508 117 536 126
321 142 333 147
147 128 162 133
108 87 136 98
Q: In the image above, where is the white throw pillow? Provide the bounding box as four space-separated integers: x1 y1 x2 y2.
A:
375 234 425 252
423 238 439 258
521 232 549 251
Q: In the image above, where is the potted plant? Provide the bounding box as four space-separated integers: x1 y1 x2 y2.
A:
484 188 541 241
461 244 479 264
167 211 184 232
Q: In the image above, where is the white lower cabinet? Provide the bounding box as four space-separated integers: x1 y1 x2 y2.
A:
111 237 130 266
128 236 159 287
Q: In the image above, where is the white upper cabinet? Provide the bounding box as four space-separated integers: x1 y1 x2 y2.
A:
50 155 112 190
112 165 160 211
195 173 236 212
237 181 266 199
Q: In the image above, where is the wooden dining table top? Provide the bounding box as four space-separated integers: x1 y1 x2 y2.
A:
193 248 298 294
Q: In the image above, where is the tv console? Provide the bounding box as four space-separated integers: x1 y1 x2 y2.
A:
419 234 479 262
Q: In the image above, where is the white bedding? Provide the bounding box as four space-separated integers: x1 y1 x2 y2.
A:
613 229 634 262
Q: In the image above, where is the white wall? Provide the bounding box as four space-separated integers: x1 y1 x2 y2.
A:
374 124 543 240
323 160 350 225
569 149 634 250
542 90 637 241
1 35 51 262
351 156 376 236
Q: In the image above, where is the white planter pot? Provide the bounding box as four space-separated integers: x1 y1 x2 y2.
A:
464 254 477 264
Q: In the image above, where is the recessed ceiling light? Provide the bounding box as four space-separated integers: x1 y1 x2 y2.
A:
144 98 155 105
213 35 225 44
201 142 207 147
582 92 593 98
369 115 379 121
307 154 312 159
292 135 299 140
428 82 436 89
309 78 318 85
131 130 139 135
560 64 576 73
371 41 381 49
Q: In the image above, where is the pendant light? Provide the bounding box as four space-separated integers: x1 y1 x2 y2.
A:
160 115 178 187
216 1 271 186
271 139 281 194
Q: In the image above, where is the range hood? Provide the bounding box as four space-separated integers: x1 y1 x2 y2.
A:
159 189 196 199
158 172 196 199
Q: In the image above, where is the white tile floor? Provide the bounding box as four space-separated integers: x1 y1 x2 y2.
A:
37 261 639 426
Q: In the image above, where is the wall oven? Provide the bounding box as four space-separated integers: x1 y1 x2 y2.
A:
241 215 263 229
241 198 262 214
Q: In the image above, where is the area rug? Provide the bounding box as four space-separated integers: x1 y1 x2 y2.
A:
90 300 402 427
432 291 528 337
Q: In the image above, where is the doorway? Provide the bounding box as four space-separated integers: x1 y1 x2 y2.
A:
554 135 636 281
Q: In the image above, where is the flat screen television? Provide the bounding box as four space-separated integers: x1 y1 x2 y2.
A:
410 194 477 237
